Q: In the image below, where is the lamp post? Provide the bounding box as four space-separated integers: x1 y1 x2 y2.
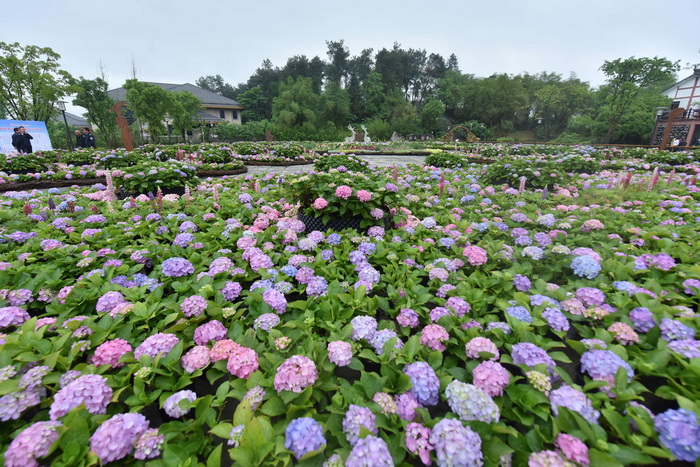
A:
56 100 74 151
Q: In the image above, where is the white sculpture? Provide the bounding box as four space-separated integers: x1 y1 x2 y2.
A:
344 124 355 144
361 125 370 143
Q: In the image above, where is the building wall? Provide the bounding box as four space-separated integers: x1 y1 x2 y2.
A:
202 107 242 124
663 74 700 110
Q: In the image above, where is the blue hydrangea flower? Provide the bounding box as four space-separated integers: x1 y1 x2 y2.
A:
570 255 601 279
506 306 533 323
404 362 440 406
654 408 700 462
285 417 326 460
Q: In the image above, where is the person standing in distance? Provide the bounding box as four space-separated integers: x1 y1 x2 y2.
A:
11 128 21 152
17 126 33 153
75 129 85 148
83 127 96 148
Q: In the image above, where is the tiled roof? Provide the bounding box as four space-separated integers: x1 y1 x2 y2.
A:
107 82 242 107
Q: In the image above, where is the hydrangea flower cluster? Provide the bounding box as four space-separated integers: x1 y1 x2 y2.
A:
134 333 180 360
180 295 207 317
163 390 197 418
445 380 500 423
404 362 440 406
342 404 378 446
345 436 393 466
161 257 195 277
181 345 211 373
570 255 601 279
50 374 112 420
4 421 61 467
465 337 499 360
285 417 326 459
328 341 353 366
274 355 318 393
92 338 132 368
511 343 556 373
226 345 259 378
472 361 510 397
420 324 449 351
430 418 483 466
405 422 434 465
89 413 150 463
550 385 600 423
194 320 227 345
654 408 700 462
555 433 589 466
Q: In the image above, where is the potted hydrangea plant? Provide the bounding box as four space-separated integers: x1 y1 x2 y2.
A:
113 159 197 198
283 170 404 231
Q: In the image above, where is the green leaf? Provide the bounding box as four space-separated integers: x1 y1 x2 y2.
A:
589 448 623 467
207 444 223 467
234 398 253 426
260 397 286 417
210 422 234 439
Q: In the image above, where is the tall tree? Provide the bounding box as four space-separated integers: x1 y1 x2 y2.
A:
195 75 237 99
72 76 119 146
325 40 351 87
598 56 679 143
237 87 268 122
170 91 202 140
123 80 175 140
0 42 75 122
272 76 319 130
320 82 351 128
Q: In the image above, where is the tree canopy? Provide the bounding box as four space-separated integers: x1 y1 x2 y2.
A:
0 42 75 122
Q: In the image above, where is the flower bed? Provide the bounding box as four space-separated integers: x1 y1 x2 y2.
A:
0 146 699 465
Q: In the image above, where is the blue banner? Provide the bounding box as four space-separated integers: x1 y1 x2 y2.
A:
0 120 53 154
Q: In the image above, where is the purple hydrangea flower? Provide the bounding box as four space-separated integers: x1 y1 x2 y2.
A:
263 289 287 314
164 390 197 418
630 307 656 332
550 385 600 423
405 422 434 465
430 418 483 466
542 307 570 332
0 306 30 328
133 428 164 460
506 306 532 323
511 343 555 373
404 362 440 406
134 333 180 360
285 417 326 459
50 375 112 420
654 408 700 462
580 350 634 391
254 313 281 331
342 405 378 446
350 315 377 341
445 380 500 423
395 392 422 421
90 413 150 463
181 295 207 318
397 308 420 328
194 320 227 345
660 319 695 342
513 274 531 292
221 281 243 301
346 436 393 467
161 257 195 277
328 341 353 366
4 421 61 467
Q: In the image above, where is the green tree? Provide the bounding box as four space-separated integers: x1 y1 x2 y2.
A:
420 99 446 134
195 75 237 99
170 91 202 141
325 40 350 87
320 82 351 128
272 76 319 132
72 76 119 147
237 87 268 122
123 79 174 141
598 56 679 143
361 71 386 118
0 42 75 122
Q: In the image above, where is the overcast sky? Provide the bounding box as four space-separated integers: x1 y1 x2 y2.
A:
3 0 699 116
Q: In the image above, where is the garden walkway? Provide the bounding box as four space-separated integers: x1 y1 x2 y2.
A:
238 154 427 177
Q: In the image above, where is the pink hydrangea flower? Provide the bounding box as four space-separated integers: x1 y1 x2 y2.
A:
226 346 259 378
335 185 352 199
328 341 353 366
181 345 211 373
274 355 318 393
420 324 449 351
356 190 372 202
472 361 510 397
180 295 207 318
313 198 328 209
556 434 589 466
92 338 132 368
193 320 227 346
210 339 241 362
465 337 499 360
463 245 488 266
